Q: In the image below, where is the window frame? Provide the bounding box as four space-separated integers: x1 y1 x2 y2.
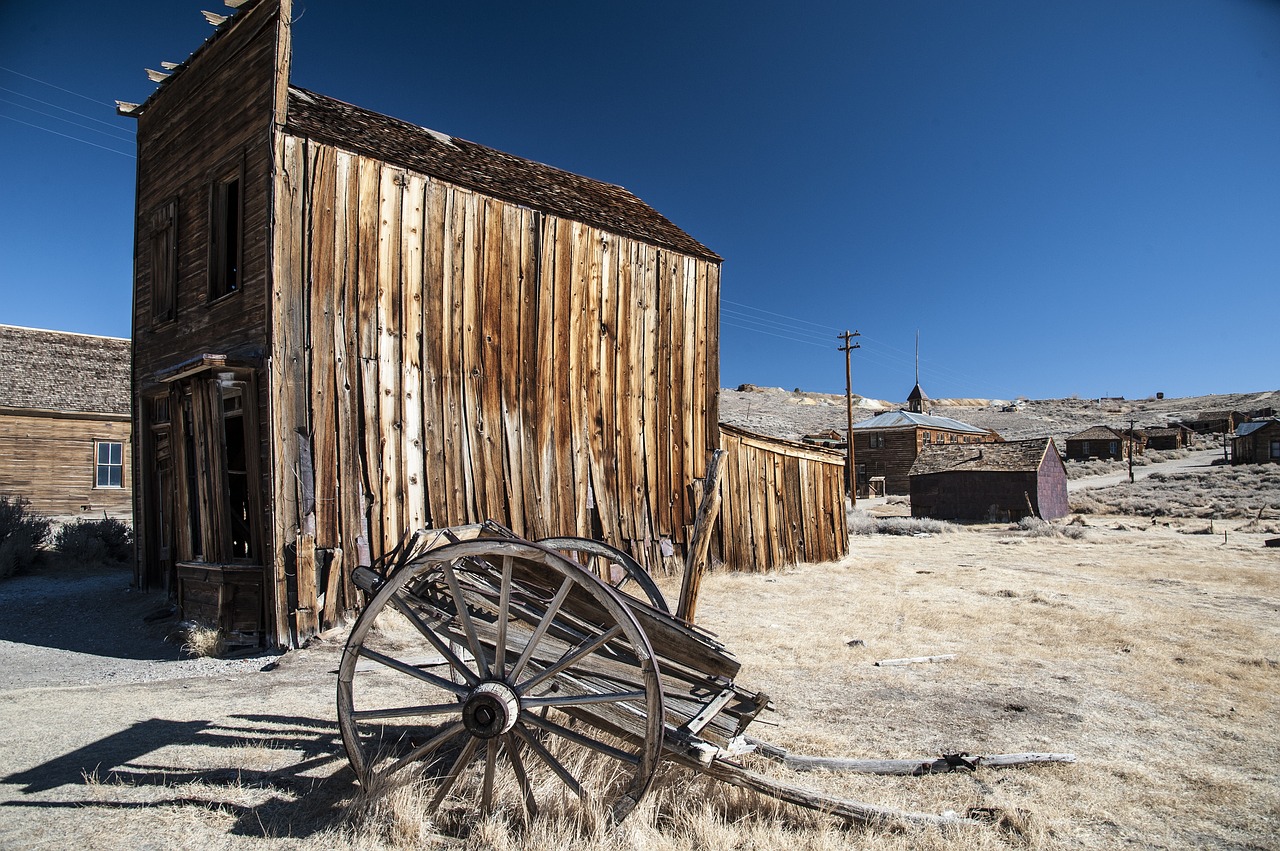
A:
207 151 245 303
147 197 178 323
95 440 124 489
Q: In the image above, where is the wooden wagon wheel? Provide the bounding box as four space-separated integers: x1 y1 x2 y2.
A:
536 536 670 613
337 539 665 825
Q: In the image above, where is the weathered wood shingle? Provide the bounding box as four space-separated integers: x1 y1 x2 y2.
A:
284 87 719 261
909 438 1051 476
0 325 130 415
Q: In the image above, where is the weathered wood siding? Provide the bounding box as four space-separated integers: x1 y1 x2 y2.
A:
1231 421 1280 464
0 412 132 521
1036 447 1070 520
130 1 288 601
269 135 721 633
718 425 847 570
910 471 1040 522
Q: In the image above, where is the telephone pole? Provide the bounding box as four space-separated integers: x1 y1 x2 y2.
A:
1128 418 1136 483
839 330 861 503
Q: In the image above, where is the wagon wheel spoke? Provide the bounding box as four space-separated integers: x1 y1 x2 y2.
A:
387 591 480 687
352 702 463 722
358 647 470 697
522 690 648 709
522 711 640 765
493 556 513 678
515 723 584 799
509 576 574 682
428 734 482 811
535 536 668 612
516 624 625 693
385 721 467 777
504 732 538 820
480 738 499 816
441 560 490 679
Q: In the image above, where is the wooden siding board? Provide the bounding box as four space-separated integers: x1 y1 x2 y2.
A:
420 177 448 528
401 173 427 532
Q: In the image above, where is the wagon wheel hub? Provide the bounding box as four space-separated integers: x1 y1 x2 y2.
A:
462 681 520 739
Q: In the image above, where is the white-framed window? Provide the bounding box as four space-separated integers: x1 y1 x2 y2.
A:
95 441 123 488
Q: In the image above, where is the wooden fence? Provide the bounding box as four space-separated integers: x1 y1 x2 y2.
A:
718 424 848 571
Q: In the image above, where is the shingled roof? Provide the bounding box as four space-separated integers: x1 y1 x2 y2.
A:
909 438 1057 476
284 87 719 262
1065 425 1126 442
0 325 130 416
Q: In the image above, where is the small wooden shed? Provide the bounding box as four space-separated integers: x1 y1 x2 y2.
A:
908 438 1068 522
1139 425 1193 451
1230 420 1280 465
718 425 848 570
1064 426 1140 462
0 325 132 522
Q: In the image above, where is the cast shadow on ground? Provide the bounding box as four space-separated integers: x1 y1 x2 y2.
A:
0 713 359 839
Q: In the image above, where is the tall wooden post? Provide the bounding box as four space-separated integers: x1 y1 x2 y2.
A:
1128 418 1135 483
838 330 861 503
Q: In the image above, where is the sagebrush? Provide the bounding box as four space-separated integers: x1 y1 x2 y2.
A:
52 516 134 563
0 495 51 579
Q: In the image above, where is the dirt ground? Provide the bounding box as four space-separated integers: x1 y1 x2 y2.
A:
2 508 1278 850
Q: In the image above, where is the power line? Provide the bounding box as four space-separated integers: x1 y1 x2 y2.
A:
0 85 135 137
722 298 843 335
721 307 834 347
0 65 113 107
0 97 135 143
720 317 832 350
0 113 135 158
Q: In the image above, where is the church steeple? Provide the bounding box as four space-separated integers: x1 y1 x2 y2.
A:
907 330 928 414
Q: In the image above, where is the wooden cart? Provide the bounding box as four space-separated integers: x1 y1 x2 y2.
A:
337 522 1068 828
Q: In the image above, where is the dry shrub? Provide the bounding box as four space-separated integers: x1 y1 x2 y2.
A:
1071 465 1280 519
178 621 225 658
0 494 51 579
1009 518 1086 540
874 517 957 536
847 508 879 536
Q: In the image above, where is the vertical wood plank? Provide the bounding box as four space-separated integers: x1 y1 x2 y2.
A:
479 197 508 522
356 156 383 556
401 173 426 532
497 201 526 534
332 149 362 612
376 166 404 550
458 190 483 522
420 177 447 527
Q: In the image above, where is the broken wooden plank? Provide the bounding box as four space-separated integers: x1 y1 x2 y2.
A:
875 654 957 667
748 739 1077 775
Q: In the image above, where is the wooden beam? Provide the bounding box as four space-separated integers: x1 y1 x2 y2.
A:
676 448 727 624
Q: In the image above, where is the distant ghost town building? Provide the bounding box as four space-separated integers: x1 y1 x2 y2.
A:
0 325 133 522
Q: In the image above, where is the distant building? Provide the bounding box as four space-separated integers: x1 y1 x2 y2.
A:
801 429 846 449
0 325 132 522
908 438 1068 522
1064 426 1142 462
1178 411 1250 435
1230 419 1280 465
851 409 999 495
1139 425 1193 451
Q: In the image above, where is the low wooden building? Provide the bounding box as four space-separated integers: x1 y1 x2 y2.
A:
908 438 1068 522
0 325 132 522
1231 419 1280 465
1064 426 1141 461
719 425 848 570
1139 425 1193 451
1179 411 1250 435
125 0 835 646
851 410 998 495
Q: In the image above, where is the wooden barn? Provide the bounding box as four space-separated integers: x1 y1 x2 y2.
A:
0 325 132 523
1230 419 1280 465
908 438 1068 522
1139 425 1193 451
123 0 832 646
851 409 999 495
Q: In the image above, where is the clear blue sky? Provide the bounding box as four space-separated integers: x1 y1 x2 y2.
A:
2 1 1277 402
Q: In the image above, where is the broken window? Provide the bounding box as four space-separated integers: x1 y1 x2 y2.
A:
95 441 123 488
148 198 178 322
208 154 244 301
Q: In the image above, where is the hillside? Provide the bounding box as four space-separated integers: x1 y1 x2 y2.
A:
719 386 1280 442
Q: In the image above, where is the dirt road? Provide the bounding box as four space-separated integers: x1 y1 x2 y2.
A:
1066 448 1221 493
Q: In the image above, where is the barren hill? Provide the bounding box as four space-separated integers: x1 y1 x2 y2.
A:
719 385 1280 442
